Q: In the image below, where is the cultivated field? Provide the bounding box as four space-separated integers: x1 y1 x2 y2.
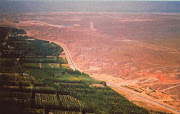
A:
1 12 180 112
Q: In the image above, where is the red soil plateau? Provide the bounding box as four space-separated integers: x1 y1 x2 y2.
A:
1 12 180 113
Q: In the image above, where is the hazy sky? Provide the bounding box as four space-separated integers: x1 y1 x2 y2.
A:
1 0 180 1
0 1 180 13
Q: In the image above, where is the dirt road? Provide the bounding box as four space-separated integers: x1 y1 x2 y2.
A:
107 83 180 114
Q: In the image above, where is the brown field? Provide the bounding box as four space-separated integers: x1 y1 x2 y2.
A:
1 12 180 112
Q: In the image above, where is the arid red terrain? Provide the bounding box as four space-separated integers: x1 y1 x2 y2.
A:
1 12 180 113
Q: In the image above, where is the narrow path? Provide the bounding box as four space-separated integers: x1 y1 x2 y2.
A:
63 45 78 70
107 83 180 114
161 84 180 92
50 41 80 71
